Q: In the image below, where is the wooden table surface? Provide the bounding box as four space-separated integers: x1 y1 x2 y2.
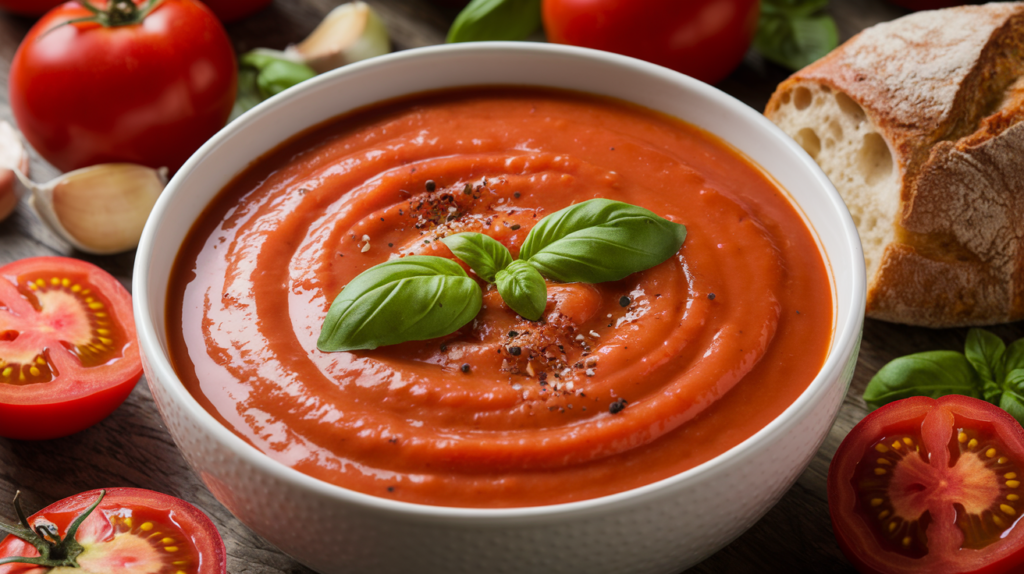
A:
2 1 1019 572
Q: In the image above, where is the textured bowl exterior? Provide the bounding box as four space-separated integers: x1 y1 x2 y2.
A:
134 43 866 574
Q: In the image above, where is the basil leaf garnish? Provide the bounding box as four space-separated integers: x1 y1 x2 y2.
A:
1000 369 1024 427
965 328 1006 385
495 260 547 321
317 256 482 352
863 351 983 410
441 232 513 283
233 50 317 121
1005 338 1024 374
754 0 838 71
446 0 542 43
965 328 1006 403
520 198 687 283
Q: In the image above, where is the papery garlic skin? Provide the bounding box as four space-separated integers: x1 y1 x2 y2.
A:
28 164 167 254
285 2 390 74
0 120 29 222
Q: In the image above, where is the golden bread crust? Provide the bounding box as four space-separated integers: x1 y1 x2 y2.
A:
764 3 1024 327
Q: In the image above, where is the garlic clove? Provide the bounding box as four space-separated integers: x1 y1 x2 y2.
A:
0 120 29 222
26 163 167 255
284 2 390 74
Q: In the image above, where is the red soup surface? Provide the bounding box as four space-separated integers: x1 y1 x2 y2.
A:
167 87 833 508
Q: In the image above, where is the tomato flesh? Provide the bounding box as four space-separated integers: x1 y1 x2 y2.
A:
0 257 141 439
829 395 1024 574
0 488 225 574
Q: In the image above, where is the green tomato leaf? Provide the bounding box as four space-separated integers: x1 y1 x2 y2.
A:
317 256 482 352
863 351 983 410
1000 369 1024 427
441 232 513 283
755 0 838 71
495 259 547 321
446 0 542 43
965 328 1006 403
520 198 687 284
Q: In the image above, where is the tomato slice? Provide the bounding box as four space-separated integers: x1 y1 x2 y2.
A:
0 488 226 574
0 257 142 440
829 395 1024 574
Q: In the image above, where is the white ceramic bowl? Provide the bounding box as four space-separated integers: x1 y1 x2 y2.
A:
134 43 865 574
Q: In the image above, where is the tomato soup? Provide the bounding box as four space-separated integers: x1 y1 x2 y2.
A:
167 88 833 508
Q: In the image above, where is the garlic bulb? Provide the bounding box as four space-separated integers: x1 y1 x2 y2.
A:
0 121 29 222
284 2 390 74
22 163 167 255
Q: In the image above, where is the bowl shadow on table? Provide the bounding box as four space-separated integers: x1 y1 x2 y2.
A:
0 377 317 574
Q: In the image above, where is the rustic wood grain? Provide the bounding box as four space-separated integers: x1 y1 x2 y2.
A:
2 1 1017 573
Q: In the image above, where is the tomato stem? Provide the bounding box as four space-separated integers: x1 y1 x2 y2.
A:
0 489 105 568
66 0 166 27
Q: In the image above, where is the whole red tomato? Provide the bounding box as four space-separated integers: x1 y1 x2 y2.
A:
199 0 271 22
0 0 62 16
829 395 1024 574
542 0 760 85
9 0 237 173
0 488 226 573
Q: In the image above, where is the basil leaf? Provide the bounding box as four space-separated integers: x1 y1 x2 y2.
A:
755 0 838 71
446 0 542 43
495 260 547 321
240 50 317 99
520 199 686 283
965 328 1006 403
441 232 513 283
863 351 983 410
230 67 263 121
1000 369 1024 427
1005 338 1024 374
317 256 482 352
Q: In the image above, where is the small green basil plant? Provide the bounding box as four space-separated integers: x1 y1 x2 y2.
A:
317 198 687 352
864 328 1024 427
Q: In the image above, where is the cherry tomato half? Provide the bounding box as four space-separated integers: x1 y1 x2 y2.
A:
829 395 1024 574
0 257 142 440
9 0 237 173
0 488 226 574
541 0 760 85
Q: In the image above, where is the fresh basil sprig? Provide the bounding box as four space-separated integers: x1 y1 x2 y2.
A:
317 256 482 352
447 0 542 43
440 232 513 283
864 329 1024 426
520 199 687 283
754 0 839 71
495 260 548 321
319 199 686 352
231 50 318 121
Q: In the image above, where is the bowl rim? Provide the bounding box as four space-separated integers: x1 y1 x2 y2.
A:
133 41 866 521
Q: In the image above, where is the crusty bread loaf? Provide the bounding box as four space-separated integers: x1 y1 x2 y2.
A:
765 2 1024 327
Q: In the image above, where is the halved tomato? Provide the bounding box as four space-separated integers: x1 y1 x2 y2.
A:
0 488 226 573
0 257 141 440
829 395 1024 574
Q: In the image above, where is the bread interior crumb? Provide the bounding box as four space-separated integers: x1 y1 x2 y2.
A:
769 83 900 281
